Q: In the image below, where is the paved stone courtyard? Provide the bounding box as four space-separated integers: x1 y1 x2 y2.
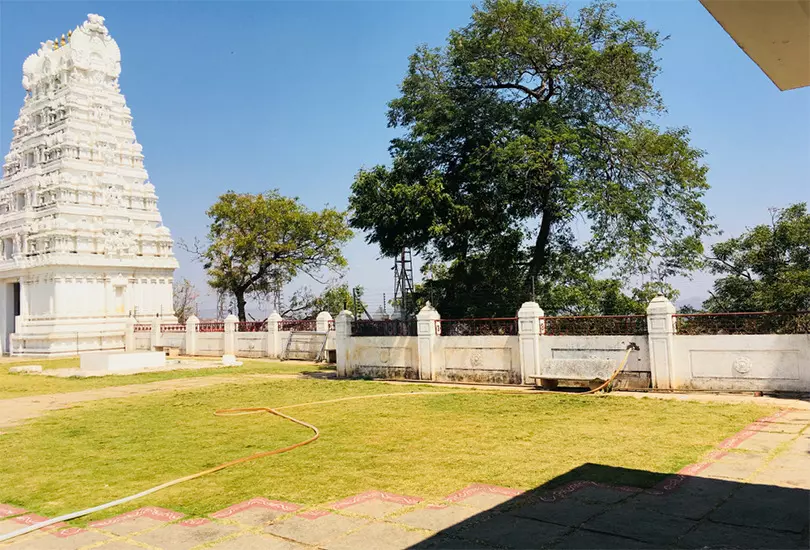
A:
1 408 808 549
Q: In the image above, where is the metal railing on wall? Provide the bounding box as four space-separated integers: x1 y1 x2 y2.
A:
351 319 418 337
539 315 648 336
237 321 266 332
197 322 225 333
280 319 318 332
437 318 518 336
673 311 810 335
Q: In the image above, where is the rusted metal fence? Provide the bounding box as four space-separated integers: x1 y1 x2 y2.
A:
539 315 648 336
280 319 318 332
673 311 810 335
238 321 266 332
197 322 225 333
351 319 417 337
437 318 518 336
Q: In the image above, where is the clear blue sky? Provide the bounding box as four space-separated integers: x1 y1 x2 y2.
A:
2 1 808 312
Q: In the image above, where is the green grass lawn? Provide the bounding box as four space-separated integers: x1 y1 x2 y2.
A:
0 378 773 524
0 357 331 399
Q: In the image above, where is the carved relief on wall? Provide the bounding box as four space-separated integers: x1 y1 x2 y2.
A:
732 356 752 375
103 229 134 256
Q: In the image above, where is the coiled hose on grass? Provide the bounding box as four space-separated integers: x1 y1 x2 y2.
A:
0 345 636 543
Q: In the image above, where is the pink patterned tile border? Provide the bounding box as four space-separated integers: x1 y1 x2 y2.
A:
179 518 211 527
445 484 524 503
12 514 59 527
51 527 86 538
297 509 332 520
8 513 87 538
331 491 423 509
537 480 648 503
211 498 300 519
0 503 26 518
89 506 184 528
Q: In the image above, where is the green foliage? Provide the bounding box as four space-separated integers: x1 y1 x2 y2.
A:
309 284 366 318
350 0 712 316
199 190 352 321
704 203 810 312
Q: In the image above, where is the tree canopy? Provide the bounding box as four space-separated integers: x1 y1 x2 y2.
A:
197 190 352 321
703 203 810 313
349 0 713 317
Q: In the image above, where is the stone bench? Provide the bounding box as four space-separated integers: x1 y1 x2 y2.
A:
529 358 616 389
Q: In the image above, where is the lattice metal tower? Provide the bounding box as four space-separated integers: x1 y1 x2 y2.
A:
392 248 415 320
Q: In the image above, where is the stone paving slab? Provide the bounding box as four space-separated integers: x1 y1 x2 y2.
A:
551 528 659 549
582 504 698 546
452 513 571 549
265 510 369 546
89 542 144 549
330 491 422 518
394 504 480 531
4 529 112 549
709 482 810 533
325 522 431 550
208 532 307 549
411 534 494 549
566 484 638 505
699 452 765 480
734 430 796 453
131 520 241 549
210 497 300 526
679 520 808 549
508 497 608 527
627 477 735 521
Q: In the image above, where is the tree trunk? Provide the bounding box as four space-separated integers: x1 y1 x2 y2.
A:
235 291 247 322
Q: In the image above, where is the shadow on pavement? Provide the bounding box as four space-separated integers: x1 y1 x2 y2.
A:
411 463 810 549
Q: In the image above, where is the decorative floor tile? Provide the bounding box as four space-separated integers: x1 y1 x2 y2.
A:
266 510 369 545
89 507 184 536
210 497 300 526
330 491 422 518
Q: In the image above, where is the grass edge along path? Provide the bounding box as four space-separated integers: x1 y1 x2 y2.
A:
0 378 776 525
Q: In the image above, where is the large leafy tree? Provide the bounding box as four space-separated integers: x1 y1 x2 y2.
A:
196 191 352 321
350 0 713 316
704 203 810 312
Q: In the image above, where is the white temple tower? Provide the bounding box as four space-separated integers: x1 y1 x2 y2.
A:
0 14 178 355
